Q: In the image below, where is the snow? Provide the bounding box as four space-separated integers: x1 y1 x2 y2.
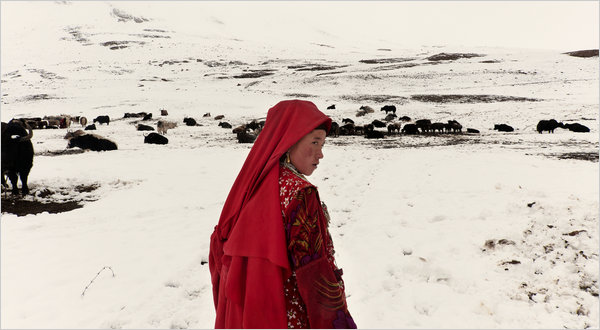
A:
1 1 598 329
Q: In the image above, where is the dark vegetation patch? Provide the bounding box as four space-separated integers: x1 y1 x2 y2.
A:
426 53 486 61
550 152 599 162
339 94 409 104
370 62 429 71
140 76 172 82
289 64 349 71
37 149 86 157
285 93 317 98
410 94 541 103
377 48 392 51
20 94 62 102
28 69 65 80
100 40 145 50
63 26 90 44
233 71 275 79
111 8 149 23
1 183 100 217
480 60 501 63
144 29 168 33
316 71 345 76
130 34 171 39
564 49 599 58
359 58 415 64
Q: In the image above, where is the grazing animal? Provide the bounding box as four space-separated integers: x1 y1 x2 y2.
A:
381 105 396 114
218 122 232 129
237 131 257 144
494 124 514 132
399 116 411 122
327 104 336 110
536 119 563 133
160 109 169 116
1 119 34 194
340 123 355 135
183 117 197 126
466 128 480 134
157 120 177 134
359 105 375 113
415 119 432 133
447 120 463 133
79 116 88 127
144 132 168 145
364 125 384 139
214 115 225 120
246 120 262 131
136 124 154 131
64 129 86 139
401 123 419 134
232 125 247 134
85 124 97 130
93 115 110 125
430 122 445 133
387 123 401 134
67 133 117 151
342 118 354 125
328 122 340 137
384 113 397 122
563 123 590 132
203 112 211 117
372 119 386 128
142 113 153 121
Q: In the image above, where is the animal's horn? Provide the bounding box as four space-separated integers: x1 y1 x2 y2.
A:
19 121 33 142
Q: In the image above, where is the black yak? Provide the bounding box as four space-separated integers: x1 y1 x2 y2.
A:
144 132 169 145
1 119 34 194
536 119 563 133
93 115 110 125
494 124 514 132
67 134 117 151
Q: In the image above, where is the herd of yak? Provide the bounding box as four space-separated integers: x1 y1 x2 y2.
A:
0 104 592 196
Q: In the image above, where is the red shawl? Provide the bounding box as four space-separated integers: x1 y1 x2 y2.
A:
209 100 332 328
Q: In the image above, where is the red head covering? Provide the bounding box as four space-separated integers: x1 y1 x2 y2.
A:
209 100 331 328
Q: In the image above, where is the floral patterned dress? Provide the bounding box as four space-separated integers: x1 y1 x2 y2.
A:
279 163 356 329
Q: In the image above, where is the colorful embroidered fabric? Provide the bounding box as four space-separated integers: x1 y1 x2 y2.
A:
279 164 356 329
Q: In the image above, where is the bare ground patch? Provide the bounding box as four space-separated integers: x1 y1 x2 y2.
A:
1 183 100 217
410 94 541 103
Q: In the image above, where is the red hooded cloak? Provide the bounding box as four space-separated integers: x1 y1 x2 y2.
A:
209 100 332 328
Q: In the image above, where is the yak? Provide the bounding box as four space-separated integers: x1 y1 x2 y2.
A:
401 123 419 135
536 119 564 133
157 120 177 134
67 133 117 151
494 124 514 132
381 105 396 114
564 123 590 133
93 115 110 125
136 124 154 131
1 119 34 194
144 132 169 145
183 117 198 126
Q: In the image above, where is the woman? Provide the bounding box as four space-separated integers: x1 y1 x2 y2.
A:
209 100 356 329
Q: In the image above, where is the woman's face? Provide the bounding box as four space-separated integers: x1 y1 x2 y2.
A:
288 129 326 176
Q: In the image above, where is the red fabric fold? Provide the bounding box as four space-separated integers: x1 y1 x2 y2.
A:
209 100 332 328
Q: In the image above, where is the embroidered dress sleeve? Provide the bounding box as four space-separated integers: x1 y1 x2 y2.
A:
285 187 356 329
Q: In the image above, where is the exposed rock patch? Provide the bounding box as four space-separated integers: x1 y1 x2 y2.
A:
427 53 486 61
564 49 599 58
410 94 541 103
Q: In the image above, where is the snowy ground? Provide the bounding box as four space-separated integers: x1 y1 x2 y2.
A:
1 2 598 329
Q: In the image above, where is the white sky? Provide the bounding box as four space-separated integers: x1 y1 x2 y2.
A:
127 1 600 51
1 1 599 51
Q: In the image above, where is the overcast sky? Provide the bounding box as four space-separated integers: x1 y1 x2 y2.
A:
1 1 599 51
144 1 600 51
